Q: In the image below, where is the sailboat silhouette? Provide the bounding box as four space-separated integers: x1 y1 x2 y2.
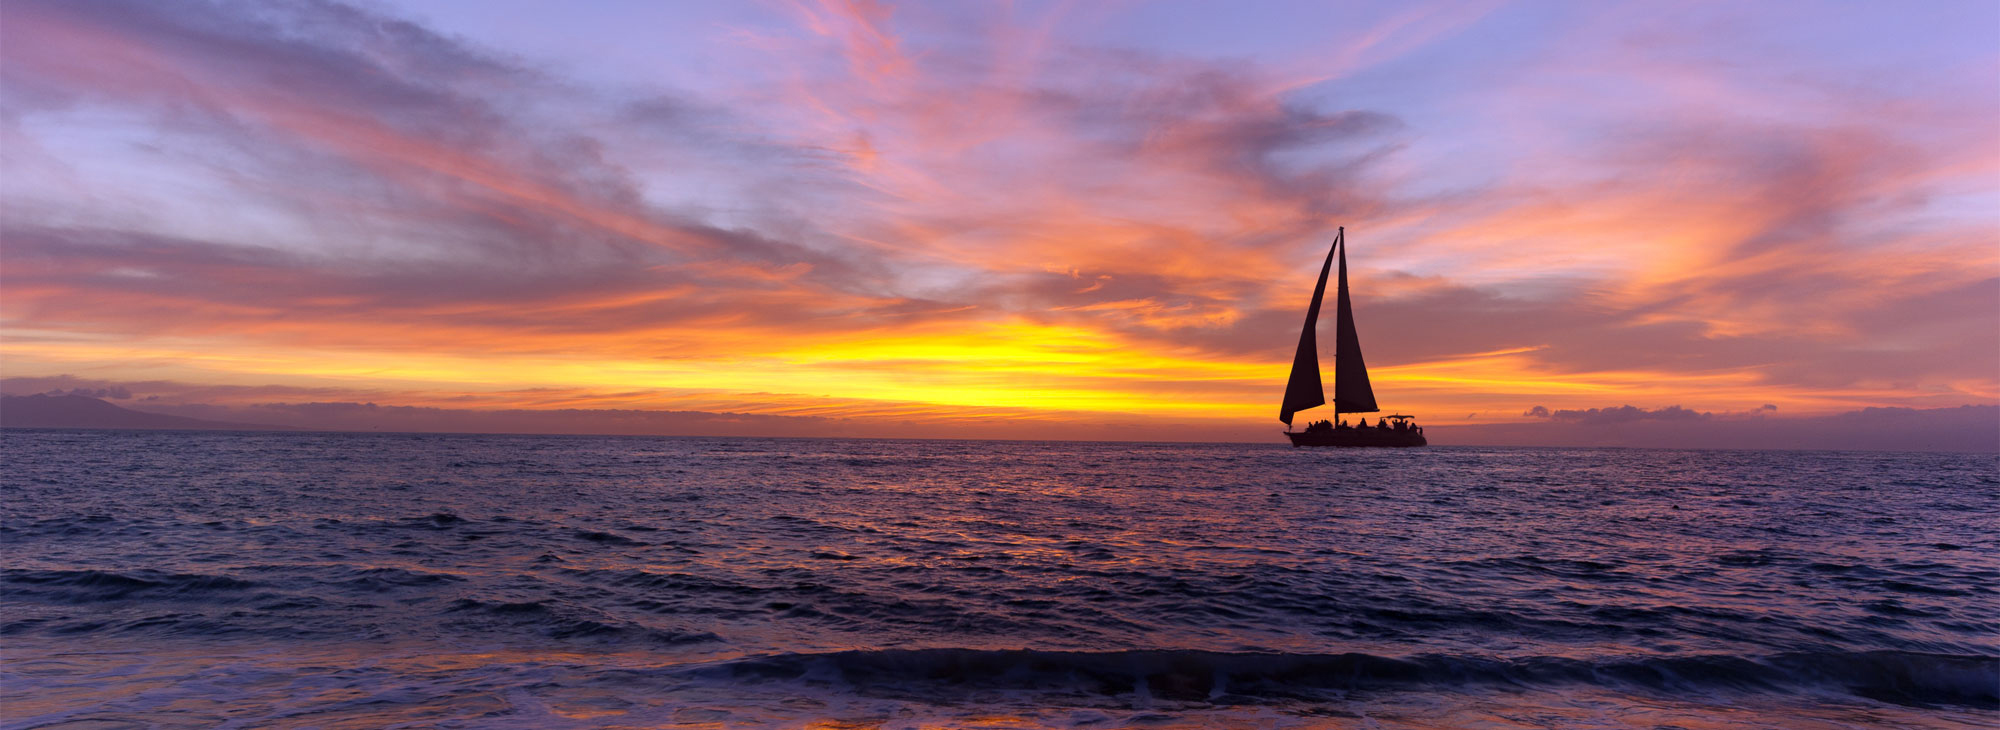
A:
1281 228 1425 447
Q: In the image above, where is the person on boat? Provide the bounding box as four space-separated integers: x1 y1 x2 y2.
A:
1378 417 1389 429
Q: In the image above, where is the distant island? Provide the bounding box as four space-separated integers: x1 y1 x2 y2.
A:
0 394 284 431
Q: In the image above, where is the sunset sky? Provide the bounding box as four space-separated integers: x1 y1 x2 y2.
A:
3 0 1996 440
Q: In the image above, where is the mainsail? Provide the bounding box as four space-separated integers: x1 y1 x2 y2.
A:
1278 233 1337 425
1332 232 1378 414
1279 228 1379 424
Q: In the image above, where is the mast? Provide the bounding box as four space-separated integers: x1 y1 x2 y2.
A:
1332 229 1379 414
1279 230 1339 425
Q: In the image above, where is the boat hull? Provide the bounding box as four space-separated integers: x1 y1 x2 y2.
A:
1286 429 1427 448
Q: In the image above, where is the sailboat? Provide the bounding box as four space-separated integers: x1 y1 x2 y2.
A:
1281 227 1426 447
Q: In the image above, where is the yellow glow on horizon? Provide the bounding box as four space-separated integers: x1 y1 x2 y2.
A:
10 310 1982 433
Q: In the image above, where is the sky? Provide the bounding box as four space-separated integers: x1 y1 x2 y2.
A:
2 0 1996 442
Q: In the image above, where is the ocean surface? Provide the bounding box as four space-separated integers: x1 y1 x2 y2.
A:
1 430 1995 729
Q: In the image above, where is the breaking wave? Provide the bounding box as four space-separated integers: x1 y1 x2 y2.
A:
692 648 1999 708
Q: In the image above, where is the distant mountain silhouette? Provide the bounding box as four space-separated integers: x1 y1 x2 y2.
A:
0 394 284 431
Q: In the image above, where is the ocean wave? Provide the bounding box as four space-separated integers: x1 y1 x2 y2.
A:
3 568 260 602
572 529 647 546
400 512 468 529
444 597 719 645
688 648 1999 708
329 566 466 592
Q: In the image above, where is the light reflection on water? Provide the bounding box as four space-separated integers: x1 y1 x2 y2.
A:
1 431 1995 728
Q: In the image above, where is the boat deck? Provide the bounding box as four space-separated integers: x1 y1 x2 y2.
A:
1285 428 1427 448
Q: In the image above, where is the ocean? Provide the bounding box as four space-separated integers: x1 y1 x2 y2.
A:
1 430 1994 728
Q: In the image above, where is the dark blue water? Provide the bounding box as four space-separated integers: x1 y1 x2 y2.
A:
2 430 1995 728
